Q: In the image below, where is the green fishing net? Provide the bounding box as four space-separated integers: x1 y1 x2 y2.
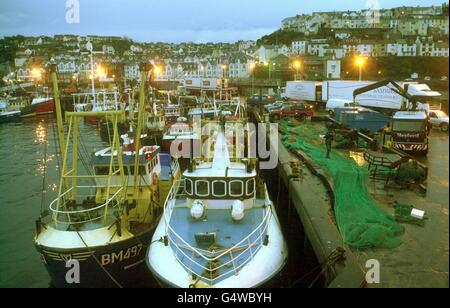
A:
280 120 404 249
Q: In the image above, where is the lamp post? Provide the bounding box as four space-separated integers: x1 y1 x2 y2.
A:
222 64 227 78
250 63 256 95
200 65 204 98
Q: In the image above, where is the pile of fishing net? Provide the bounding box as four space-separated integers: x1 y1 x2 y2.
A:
280 120 404 249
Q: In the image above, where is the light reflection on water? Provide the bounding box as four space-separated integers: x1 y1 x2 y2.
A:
0 116 105 287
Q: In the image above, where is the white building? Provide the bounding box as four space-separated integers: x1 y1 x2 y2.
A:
325 60 341 79
308 39 329 57
356 43 374 56
253 45 278 63
124 63 140 80
292 41 307 55
102 45 116 55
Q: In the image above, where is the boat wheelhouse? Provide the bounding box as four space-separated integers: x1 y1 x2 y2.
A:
162 119 199 153
164 105 181 125
147 131 287 288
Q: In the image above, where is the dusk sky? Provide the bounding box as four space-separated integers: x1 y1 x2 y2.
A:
0 0 446 42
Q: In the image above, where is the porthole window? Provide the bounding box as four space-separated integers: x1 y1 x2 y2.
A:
212 180 226 197
229 180 243 197
246 179 255 195
196 180 209 197
185 179 193 195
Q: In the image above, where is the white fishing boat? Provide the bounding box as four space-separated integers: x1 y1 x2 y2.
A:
147 127 287 288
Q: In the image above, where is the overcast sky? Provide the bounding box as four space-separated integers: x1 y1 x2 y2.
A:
0 0 446 43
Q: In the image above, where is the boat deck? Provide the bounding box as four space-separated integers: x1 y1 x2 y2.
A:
167 199 269 284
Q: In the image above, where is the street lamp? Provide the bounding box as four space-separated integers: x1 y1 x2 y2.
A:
293 60 301 81
31 67 43 81
250 63 256 95
95 65 106 79
200 65 204 96
222 64 227 78
356 57 366 81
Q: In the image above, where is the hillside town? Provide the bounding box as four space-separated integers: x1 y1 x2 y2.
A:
0 3 448 86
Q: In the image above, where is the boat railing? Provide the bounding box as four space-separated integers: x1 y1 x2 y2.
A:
163 180 272 285
49 186 124 226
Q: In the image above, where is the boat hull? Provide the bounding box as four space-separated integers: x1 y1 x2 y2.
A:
0 112 21 124
35 229 154 288
21 99 55 118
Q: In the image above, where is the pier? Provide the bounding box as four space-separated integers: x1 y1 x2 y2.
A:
250 108 449 288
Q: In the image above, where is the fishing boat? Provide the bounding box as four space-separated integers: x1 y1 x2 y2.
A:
161 117 199 153
147 123 287 288
0 101 21 124
34 63 180 288
73 89 124 124
20 97 55 118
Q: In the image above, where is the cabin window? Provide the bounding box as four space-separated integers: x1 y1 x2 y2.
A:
196 180 209 197
95 166 109 175
229 180 244 197
246 179 255 195
212 180 227 197
185 179 193 195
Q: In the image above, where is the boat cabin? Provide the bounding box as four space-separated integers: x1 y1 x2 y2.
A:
92 145 162 187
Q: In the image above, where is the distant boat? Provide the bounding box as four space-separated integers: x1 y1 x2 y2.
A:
73 90 124 124
0 101 21 124
20 97 55 118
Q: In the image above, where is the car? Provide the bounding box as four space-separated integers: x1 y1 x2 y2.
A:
428 110 449 132
269 103 314 121
441 76 448 81
264 101 284 111
247 95 275 106
424 76 431 81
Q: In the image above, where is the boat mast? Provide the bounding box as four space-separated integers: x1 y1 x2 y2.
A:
89 49 97 108
133 63 152 190
49 63 68 189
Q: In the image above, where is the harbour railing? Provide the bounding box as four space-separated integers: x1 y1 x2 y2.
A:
163 180 272 286
49 186 124 226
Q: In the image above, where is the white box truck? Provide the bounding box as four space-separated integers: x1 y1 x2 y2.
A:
322 80 441 112
322 80 405 110
282 81 322 102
